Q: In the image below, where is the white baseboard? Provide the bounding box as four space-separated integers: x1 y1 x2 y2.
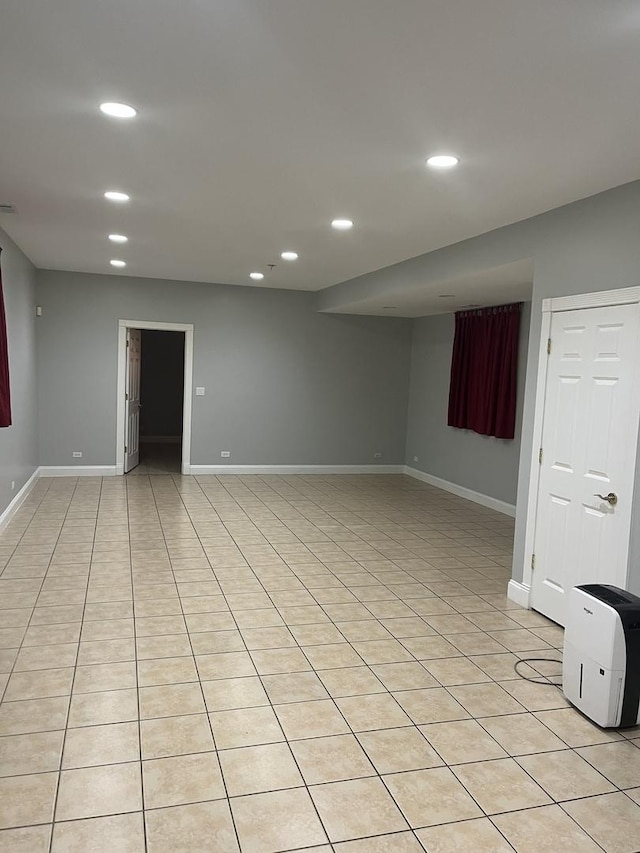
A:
39 466 118 477
189 464 405 476
507 579 531 608
403 466 516 517
0 468 40 534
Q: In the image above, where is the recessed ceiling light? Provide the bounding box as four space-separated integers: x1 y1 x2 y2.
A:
104 191 130 202
110 259 126 268
108 234 128 243
438 294 456 298
426 154 459 169
383 306 397 309
100 102 137 119
331 219 353 230
281 252 298 261
250 272 264 281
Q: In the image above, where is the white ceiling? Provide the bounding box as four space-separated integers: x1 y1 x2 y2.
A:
336 260 534 318
1 1 639 295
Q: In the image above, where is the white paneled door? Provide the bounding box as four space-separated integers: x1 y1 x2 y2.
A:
124 328 142 473
531 302 640 626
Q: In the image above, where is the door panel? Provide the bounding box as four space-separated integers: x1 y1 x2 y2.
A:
532 303 640 625
124 328 141 473
551 375 580 469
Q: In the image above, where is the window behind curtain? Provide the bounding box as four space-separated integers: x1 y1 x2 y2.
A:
447 302 521 440
0 248 11 428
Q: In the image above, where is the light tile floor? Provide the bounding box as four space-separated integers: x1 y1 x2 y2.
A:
1 473 639 852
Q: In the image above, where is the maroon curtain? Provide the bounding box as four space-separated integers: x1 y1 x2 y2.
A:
448 302 521 440
0 249 11 428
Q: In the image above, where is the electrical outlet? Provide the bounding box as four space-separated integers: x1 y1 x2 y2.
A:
72 451 83 458
195 387 206 396
220 451 231 458
413 456 419 462
10 481 15 491
373 452 382 459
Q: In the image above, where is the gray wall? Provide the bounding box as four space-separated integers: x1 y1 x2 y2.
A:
405 303 530 506
140 330 185 439
36 272 412 467
0 227 38 516
515 182 640 590
318 180 640 585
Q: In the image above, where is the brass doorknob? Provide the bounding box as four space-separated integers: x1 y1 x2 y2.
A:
594 492 618 506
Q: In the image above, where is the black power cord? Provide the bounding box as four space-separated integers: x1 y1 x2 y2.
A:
514 657 563 688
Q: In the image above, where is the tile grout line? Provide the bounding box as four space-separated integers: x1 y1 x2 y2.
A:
147 469 244 853
126 472 150 853
190 472 342 848
48 477 99 852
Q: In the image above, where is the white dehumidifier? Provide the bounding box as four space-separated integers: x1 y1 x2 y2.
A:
563 584 640 728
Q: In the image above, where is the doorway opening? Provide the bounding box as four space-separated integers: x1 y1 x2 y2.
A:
116 320 194 476
135 329 185 473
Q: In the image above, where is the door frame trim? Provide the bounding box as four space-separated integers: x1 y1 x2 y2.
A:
522 285 640 602
116 320 194 476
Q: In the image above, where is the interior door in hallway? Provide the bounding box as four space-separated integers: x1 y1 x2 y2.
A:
124 328 141 473
531 301 640 626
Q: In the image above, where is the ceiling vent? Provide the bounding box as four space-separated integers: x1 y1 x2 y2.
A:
0 204 16 214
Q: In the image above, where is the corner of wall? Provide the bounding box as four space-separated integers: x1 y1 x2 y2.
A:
0 226 39 517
